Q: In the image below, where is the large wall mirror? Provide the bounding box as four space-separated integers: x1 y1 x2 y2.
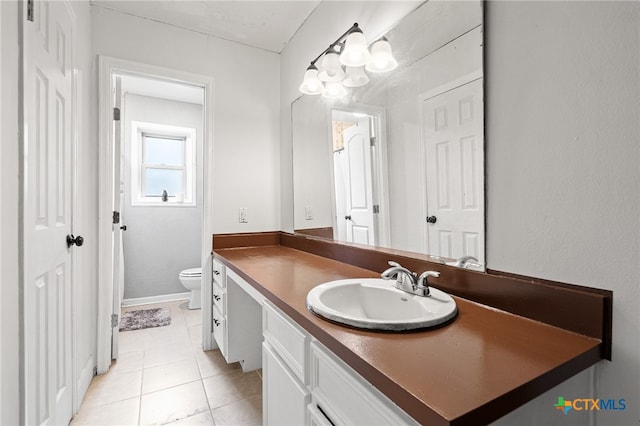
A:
292 0 484 269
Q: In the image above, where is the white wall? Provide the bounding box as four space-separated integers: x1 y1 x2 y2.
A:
91 5 281 233
486 2 639 425
122 94 203 299
291 96 332 231
281 1 640 425
1 2 21 424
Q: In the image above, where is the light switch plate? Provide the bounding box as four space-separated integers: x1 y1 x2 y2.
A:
239 208 248 223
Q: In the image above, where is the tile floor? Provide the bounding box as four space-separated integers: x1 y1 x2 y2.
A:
71 300 263 425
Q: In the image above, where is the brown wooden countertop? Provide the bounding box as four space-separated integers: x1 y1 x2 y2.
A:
214 245 602 426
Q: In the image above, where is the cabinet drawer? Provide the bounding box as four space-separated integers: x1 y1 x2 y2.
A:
307 404 333 426
310 341 417 426
212 282 226 315
263 300 310 385
212 258 226 289
212 305 227 358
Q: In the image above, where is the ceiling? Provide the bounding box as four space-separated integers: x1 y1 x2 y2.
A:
91 0 321 53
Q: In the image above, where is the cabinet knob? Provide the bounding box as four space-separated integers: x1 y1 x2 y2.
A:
426 216 437 224
214 294 220 301
213 270 221 276
213 318 220 327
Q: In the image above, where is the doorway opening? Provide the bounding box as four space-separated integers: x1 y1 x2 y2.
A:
116 72 204 345
97 57 216 374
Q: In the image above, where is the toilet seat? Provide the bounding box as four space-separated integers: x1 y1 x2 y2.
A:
180 267 202 277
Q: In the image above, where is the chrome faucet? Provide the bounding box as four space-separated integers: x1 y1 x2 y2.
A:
454 256 478 268
381 261 440 297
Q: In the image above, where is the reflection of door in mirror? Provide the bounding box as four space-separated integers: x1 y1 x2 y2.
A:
329 109 390 247
334 118 375 245
422 78 484 265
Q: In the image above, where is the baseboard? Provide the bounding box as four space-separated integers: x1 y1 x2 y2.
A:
122 292 190 307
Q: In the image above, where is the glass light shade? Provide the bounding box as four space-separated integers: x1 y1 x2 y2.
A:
342 66 369 88
365 38 398 73
299 67 324 95
339 31 371 67
322 81 348 99
317 52 346 82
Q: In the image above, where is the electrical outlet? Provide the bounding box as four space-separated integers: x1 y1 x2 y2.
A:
305 206 313 220
239 208 248 223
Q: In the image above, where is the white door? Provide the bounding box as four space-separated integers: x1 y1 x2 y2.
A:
342 119 376 245
24 1 75 424
111 76 123 358
423 78 484 263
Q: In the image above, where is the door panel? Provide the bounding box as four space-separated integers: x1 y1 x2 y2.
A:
24 1 74 424
343 119 375 245
423 79 484 264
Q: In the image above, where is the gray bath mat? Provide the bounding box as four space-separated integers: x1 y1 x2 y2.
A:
119 307 171 332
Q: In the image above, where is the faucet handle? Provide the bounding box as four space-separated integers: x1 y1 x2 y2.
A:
416 271 440 296
455 256 478 267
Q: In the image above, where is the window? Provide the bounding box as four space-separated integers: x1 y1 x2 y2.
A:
131 121 196 206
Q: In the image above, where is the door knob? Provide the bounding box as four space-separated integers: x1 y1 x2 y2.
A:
345 215 352 220
66 234 84 248
120 225 127 231
426 216 437 224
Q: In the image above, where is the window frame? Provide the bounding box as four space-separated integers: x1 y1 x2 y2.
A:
131 121 197 207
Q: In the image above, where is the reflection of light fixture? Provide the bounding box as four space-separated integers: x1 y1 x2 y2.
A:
340 28 371 67
323 81 348 99
318 52 345 82
298 23 397 97
342 66 369 87
366 37 398 73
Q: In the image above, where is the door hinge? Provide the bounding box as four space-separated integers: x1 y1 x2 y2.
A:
373 205 380 214
113 107 121 121
26 0 34 22
112 210 120 224
111 314 118 328
370 136 376 146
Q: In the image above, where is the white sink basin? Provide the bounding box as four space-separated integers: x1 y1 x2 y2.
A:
306 278 457 331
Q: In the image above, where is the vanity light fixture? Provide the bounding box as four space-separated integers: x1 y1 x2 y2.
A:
298 23 398 97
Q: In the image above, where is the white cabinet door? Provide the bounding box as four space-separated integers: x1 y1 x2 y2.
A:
263 343 310 426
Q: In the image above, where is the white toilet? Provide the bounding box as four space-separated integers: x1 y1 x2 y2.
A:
179 267 202 309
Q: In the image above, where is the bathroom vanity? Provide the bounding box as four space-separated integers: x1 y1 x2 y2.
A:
211 232 611 426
